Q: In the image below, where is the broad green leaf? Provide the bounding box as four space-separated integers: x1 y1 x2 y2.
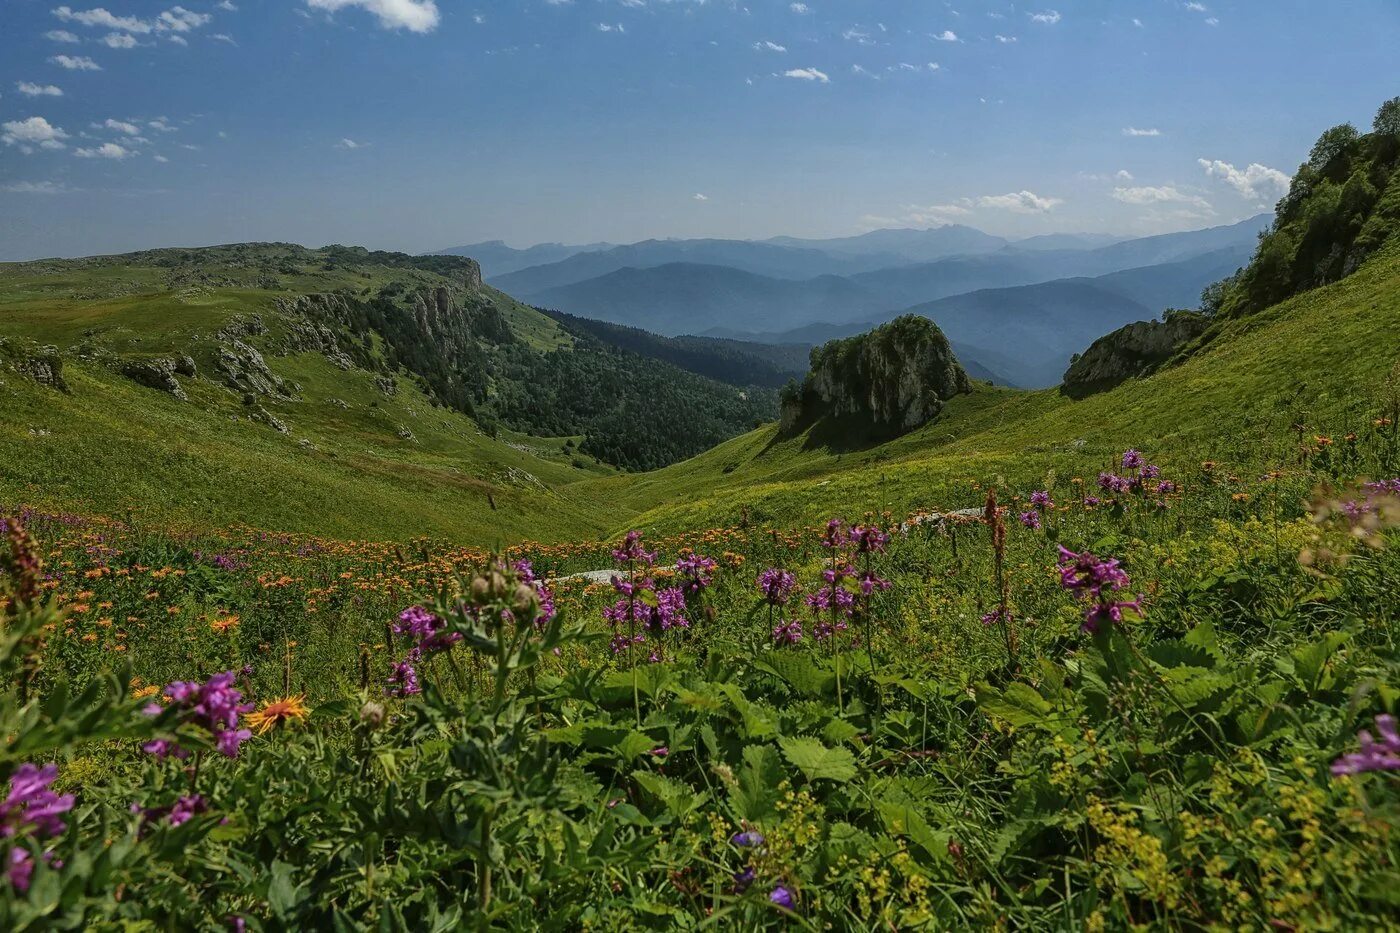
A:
779 735 857 782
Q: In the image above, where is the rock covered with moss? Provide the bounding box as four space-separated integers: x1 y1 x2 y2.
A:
780 315 970 434
1061 311 1210 398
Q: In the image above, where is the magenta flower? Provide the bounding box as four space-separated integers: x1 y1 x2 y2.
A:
849 524 890 554
1121 449 1145 470
611 530 657 566
147 673 254 760
1332 715 1400 776
757 568 798 606
1 764 74 840
772 618 803 646
1029 490 1053 510
1018 510 1042 530
770 885 795 910
1057 546 1140 634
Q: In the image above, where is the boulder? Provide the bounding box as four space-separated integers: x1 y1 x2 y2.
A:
120 357 188 401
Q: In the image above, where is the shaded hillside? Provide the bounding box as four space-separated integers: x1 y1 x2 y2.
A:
762 224 1008 262
542 309 806 387
525 263 883 335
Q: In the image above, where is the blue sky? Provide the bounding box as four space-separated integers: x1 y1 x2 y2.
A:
1 0 1396 259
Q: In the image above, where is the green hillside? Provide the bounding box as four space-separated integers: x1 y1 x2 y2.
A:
594 236 1400 535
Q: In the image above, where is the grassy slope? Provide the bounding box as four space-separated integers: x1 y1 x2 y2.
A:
583 240 1400 534
0 256 612 543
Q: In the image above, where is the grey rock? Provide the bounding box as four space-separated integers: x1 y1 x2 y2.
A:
374 374 397 396
216 339 294 399
1061 311 1210 398
120 357 188 401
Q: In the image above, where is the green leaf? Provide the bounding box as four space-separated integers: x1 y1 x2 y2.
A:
633 770 702 818
733 744 786 821
753 653 835 698
778 735 857 782
976 682 1054 728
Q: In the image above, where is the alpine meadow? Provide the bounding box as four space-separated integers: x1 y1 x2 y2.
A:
2 2 1400 930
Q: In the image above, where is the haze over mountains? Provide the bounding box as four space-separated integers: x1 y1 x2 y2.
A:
434 216 1269 388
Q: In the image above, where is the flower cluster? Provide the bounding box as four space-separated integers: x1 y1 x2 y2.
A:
1096 449 1172 502
1 763 74 892
143 671 254 759
132 793 208 832
756 567 798 606
1056 546 1142 634
1332 714 1400 776
602 532 714 660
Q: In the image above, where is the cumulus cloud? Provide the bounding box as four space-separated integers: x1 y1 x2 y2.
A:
783 67 830 83
17 82 64 97
45 29 81 42
75 141 133 159
978 190 1062 213
1030 10 1061 24
157 7 212 32
304 0 440 33
104 118 141 135
148 118 176 132
1185 2 1207 11
995 34 1017 43
932 30 958 41
596 22 624 32
102 32 138 48
218 1 238 9
1122 127 1161 137
1197 159 1291 201
789 2 808 12
2 117 71 151
692 193 708 201
50 55 102 70
1112 185 1213 212
754 40 786 52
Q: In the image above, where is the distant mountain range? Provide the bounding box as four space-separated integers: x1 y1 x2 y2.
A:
434 215 1269 389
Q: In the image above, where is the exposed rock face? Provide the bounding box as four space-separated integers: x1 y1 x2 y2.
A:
374 375 398 396
780 315 971 435
217 339 295 399
1061 311 1210 398
283 318 355 370
9 344 68 392
121 357 190 400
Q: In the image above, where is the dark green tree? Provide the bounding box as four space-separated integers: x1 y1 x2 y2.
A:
1375 97 1400 136
1307 123 1360 171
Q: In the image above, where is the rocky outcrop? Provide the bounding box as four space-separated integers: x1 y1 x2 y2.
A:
283 318 355 370
11 344 68 392
779 315 971 435
217 340 295 399
1061 311 1210 398
120 357 194 400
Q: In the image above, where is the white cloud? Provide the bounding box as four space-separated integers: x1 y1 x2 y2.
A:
1030 10 1061 24
1197 159 1291 201
17 82 64 97
2 117 70 150
1205 16 1218 25
1132 17 1144 27
45 29 81 42
754 40 786 52
692 193 708 201
153 154 170 162
50 55 102 70
842 27 874 45
212 33 237 44
789 2 809 12
783 67 830 83
75 141 133 159
104 118 141 135
978 190 1063 213
1185 2 1207 11
148 118 176 132
53 6 153 33
596 22 625 32
1 181 75 194
157 7 212 33
218 0 238 9
994 34 1017 43
1122 126 1161 137
102 32 138 48
304 0 440 33
336 137 369 149
1116 169 1134 181
1112 185 1213 212
932 30 958 41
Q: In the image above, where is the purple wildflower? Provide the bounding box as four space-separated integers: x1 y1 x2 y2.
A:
770 886 795 910
757 568 798 606
611 530 656 566
1332 715 1400 776
772 618 803 646
386 657 421 697
1029 490 1053 510
732 867 756 893
1121 449 1145 470
146 673 254 760
6 848 34 893
675 552 717 596
730 830 765 847
1019 510 1042 530
1057 546 1140 634
394 606 440 640
1 764 74 839
819 518 847 550
849 524 890 554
